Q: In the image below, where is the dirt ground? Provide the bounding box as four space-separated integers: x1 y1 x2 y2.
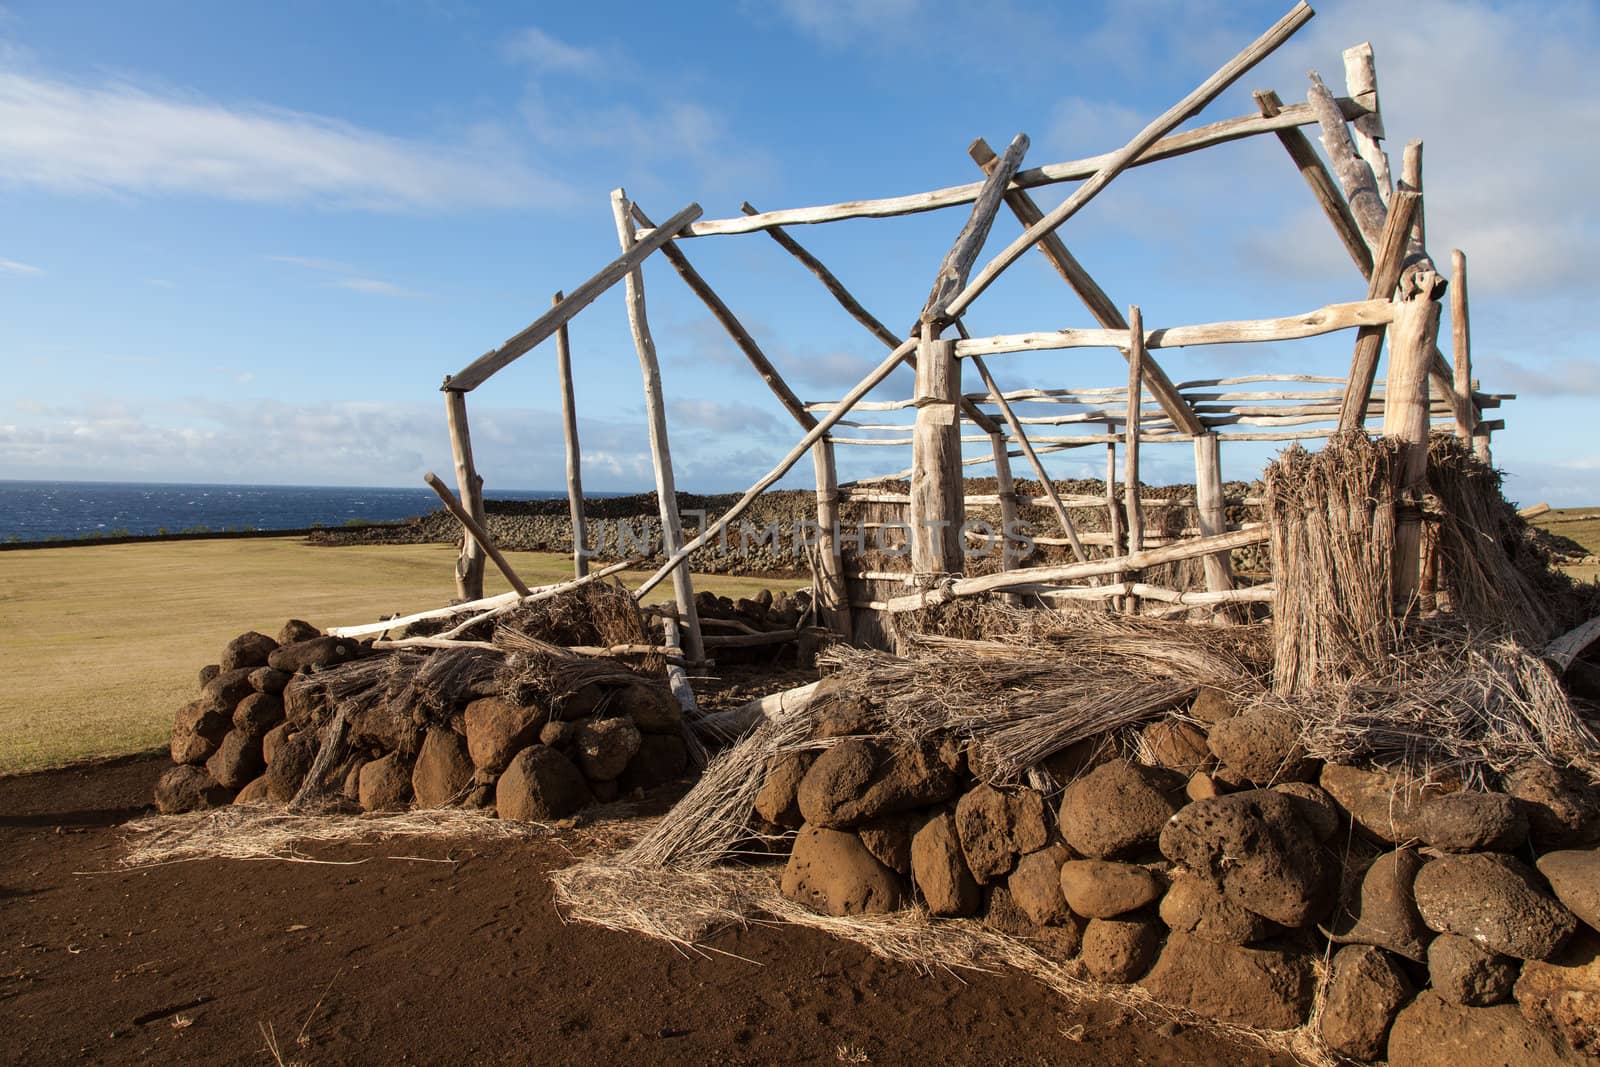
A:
0 755 1306 1067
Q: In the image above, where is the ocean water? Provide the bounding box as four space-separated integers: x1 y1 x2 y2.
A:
0 480 568 543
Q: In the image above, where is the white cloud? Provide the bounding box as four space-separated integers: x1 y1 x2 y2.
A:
0 69 570 212
269 255 425 298
668 398 781 435
336 278 424 299
0 255 40 274
769 0 925 43
1476 354 1600 398
502 27 608 75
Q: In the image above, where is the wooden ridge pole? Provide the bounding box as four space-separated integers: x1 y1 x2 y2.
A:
444 389 487 601
552 291 588 579
910 325 964 575
610 189 705 664
1252 89 1373 276
945 2 1314 321
631 202 817 432
967 137 1205 436
1123 307 1146 612
743 201 1004 435
449 202 702 391
423 472 532 598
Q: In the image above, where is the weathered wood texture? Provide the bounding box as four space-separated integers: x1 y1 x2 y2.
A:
449 202 702 391
969 137 1205 436
423 471 532 598
990 431 1023 571
1384 291 1442 609
1342 42 1393 201
1253 88 1373 275
1193 432 1235 600
1336 189 1421 429
910 332 964 574
1307 70 1387 250
444 389 487 601
922 132 1028 326
611 190 705 663
811 439 852 639
1123 306 1146 572
553 291 588 579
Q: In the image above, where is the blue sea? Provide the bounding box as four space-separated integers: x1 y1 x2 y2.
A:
0 480 571 543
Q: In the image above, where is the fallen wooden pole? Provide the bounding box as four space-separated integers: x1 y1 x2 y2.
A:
880 526 1269 612
1547 614 1600 674
553 290 588 579
423 471 533 598
448 202 702 391
945 2 1314 320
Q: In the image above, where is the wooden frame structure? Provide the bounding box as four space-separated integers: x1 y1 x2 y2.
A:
425 2 1512 669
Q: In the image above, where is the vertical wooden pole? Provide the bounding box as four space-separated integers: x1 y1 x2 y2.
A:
610 189 705 664
910 324 964 576
991 431 1023 571
1450 249 1490 463
1384 288 1442 611
444 388 487 601
1193 433 1235 620
553 290 588 579
1122 307 1146 613
1105 441 1123 580
811 438 853 640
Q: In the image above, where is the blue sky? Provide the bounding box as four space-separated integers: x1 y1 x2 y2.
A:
1 0 1597 504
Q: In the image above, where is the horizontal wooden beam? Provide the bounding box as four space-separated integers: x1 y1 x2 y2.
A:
447 202 702 392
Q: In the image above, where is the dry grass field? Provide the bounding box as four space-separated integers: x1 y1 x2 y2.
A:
1529 507 1600 583
0 538 803 775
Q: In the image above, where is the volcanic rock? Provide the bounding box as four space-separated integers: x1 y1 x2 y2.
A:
1414 792 1528 852
617 733 690 794
205 728 264 789
1206 708 1313 785
276 619 321 646
265 729 317 802
797 738 961 829
412 728 474 808
857 813 917 876
1328 847 1432 961
1080 917 1161 984
1413 852 1577 960
807 677 882 739
1008 845 1072 927
1536 848 1600 933
1514 928 1600 1057
1058 759 1183 860
753 751 813 829
1271 781 1340 841
282 675 327 725
1141 934 1314 1030
573 717 642 782
1319 763 1437 843
910 811 979 917
1428 933 1517 1006
781 824 906 917
233 776 273 806
1059 860 1165 919
496 745 592 821
1159 874 1274 945
1386 991 1568 1067
261 722 290 766
981 884 1035 938
1504 760 1600 849
267 636 365 674
154 764 231 814
248 667 292 695
1139 718 1212 775
1319 944 1413 1060
232 692 285 739
462 696 548 774
954 784 1049 884
221 631 279 672
171 699 230 765
610 682 680 734
198 664 221 687
1188 686 1240 725
357 752 413 812
201 667 256 714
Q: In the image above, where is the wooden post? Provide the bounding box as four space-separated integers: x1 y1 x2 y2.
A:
553 291 588 579
1384 285 1442 611
444 389 487 601
1341 43 1393 202
1337 190 1421 430
811 438 853 640
610 189 705 664
1193 433 1235 618
1450 249 1491 463
910 326 964 576
991 431 1023 571
1105 441 1123 585
1123 307 1146 612
423 472 532 598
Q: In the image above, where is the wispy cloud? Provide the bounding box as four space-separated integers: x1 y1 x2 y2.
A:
0 69 570 212
0 255 41 274
502 26 609 75
668 398 781 436
1476 354 1600 398
269 254 427 299
335 277 424 299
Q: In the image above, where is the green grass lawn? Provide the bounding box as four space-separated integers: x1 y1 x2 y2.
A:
0 538 803 775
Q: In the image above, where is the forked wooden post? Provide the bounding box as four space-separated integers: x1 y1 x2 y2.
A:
553 291 588 579
1384 283 1443 610
443 388 487 601
610 189 705 664
811 438 853 640
1193 433 1236 617
1123 306 1147 612
910 326 964 576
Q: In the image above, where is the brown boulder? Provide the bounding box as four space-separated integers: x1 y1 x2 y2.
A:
1058 759 1183 860
910 811 979 917
1189 686 1240 725
341 757 369 803
753 751 814 829
205 728 264 789
1141 933 1314 1030
346 699 418 756
265 729 317 802
357 752 413 812
282 674 328 725
617 733 690 794
261 721 290 766
1319 763 1437 843
1328 847 1432 961
1159 875 1274 945
276 619 320 645
1059 860 1165 919
796 738 961 829
1428 933 1517 1006
496 745 592 821
1139 718 1212 775
857 813 917 876
232 692 285 739
233 776 274 806
1206 708 1313 784
610 681 680 734
1413 853 1577 960
247 667 292 695
573 717 642 782
1414 792 1528 852
953 784 1049 884
781 825 906 917
267 636 365 674
1386 991 1570 1067
1537 848 1600 934
201 667 256 714
1514 928 1600 1058
464 697 550 771
807 677 881 739
1185 771 1222 802
539 720 575 749
171 699 230 765
1320 944 1414 1061
1271 781 1340 840
411 728 473 808
1008 845 1072 927
1158 789 1332 927
1504 760 1600 849
981 884 1035 937
1080 917 1161 984
221 631 279 671
154 764 231 813
198 663 221 687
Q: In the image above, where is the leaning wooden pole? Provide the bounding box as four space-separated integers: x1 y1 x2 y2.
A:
1384 279 1443 611
610 189 705 664
423 472 532 598
1123 306 1147 612
552 291 588 579
444 389 488 601
811 438 853 640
